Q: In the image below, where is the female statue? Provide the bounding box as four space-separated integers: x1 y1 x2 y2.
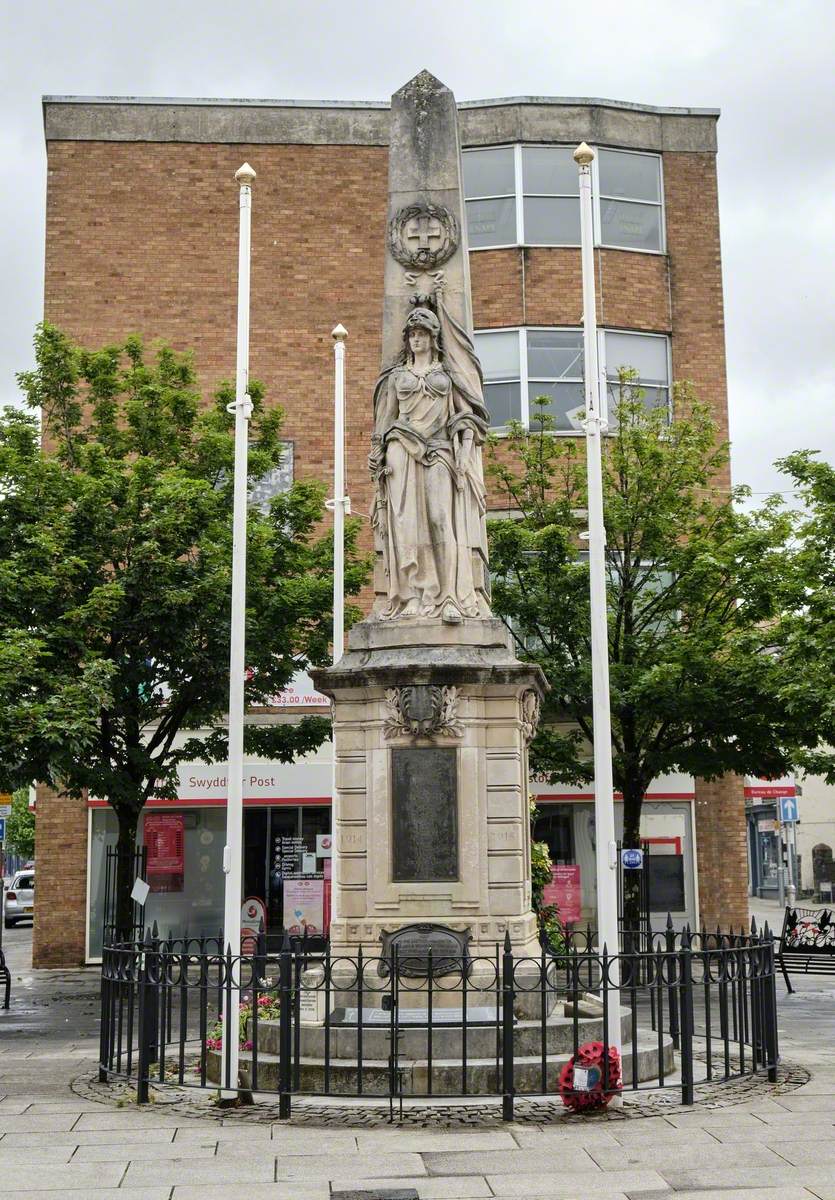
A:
370 285 490 621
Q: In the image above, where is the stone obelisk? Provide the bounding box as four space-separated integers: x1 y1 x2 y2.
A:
312 71 544 964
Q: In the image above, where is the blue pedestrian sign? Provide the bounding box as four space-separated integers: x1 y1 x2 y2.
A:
0 817 5 842
621 847 644 870
779 796 799 824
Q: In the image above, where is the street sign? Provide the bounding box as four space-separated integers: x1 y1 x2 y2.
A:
621 847 644 870
0 818 5 842
779 796 799 824
0 805 10 818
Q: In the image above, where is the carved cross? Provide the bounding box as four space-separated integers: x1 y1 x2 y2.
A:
405 213 443 250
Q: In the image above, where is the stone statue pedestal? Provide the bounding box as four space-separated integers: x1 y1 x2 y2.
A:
311 616 545 963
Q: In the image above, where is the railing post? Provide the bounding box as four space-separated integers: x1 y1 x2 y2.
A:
278 931 293 1120
98 947 110 1083
678 925 694 1105
763 922 779 1082
665 913 680 1050
501 932 514 1122
136 933 152 1105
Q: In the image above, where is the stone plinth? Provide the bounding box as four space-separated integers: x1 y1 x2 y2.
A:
311 617 545 962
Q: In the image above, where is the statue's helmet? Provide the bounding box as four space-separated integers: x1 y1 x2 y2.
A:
404 306 441 337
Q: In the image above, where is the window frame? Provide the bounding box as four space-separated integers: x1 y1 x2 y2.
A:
592 146 667 256
463 143 666 255
474 325 672 434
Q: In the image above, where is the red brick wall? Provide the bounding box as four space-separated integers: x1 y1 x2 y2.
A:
32 785 89 967
694 776 750 929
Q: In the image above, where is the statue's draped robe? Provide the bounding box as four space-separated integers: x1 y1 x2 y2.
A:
371 298 490 618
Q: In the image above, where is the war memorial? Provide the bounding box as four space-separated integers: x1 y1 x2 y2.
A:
92 73 780 1116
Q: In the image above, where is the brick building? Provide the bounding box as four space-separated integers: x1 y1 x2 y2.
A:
34 92 746 967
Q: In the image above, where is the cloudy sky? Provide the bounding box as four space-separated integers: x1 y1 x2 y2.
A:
2 0 833 500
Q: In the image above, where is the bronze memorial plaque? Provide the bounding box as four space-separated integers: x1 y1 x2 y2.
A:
391 746 458 881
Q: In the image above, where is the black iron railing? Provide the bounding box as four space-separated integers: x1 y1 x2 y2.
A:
99 920 779 1119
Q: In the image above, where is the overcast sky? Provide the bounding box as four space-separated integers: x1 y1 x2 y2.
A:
2 0 833 501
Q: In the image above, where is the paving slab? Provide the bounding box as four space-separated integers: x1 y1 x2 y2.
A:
173 1186 330 1200
658 1166 835 1192
19 1162 127 1191
329 1178 493 1198
0 1113 80 1132
587 1140 786 1171
125 1156 276 1186
40 1192 171 1200
484 1169 666 1196
0 1145 77 1164
355 1131 518 1152
510 1126 623 1147
424 1148 600 1175
173 1124 273 1142
74 1139 220 1161
278 1152 428 1181
0 1127 176 1147
640 1191 817 1200
766 1140 835 1166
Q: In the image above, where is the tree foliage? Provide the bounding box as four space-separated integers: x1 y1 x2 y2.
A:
5 788 35 861
487 383 834 922
1 324 369 928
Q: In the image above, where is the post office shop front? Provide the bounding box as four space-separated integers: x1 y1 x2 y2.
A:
86 751 333 961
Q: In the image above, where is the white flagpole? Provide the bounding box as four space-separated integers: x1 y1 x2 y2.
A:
221 161 256 1096
574 142 622 1061
327 324 349 929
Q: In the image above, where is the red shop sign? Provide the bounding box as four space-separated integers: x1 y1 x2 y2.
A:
543 865 582 925
144 813 185 874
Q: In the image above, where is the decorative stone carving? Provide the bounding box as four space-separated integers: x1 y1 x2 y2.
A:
383 685 464 739
370 285 491 623
520 689 541 744
388 202 459 270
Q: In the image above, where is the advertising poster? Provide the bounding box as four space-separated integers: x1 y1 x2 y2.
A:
144 813 185 893
240 896 267 954
283 877 324 935
543 864 582 925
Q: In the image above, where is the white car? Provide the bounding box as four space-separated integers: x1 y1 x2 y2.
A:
4 871 34 927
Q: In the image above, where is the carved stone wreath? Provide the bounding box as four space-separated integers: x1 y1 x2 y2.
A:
520 689 541 744
383 685 464 739
388 203 459 270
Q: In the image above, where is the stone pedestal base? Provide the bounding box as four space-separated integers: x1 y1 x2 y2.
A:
311 617 546 962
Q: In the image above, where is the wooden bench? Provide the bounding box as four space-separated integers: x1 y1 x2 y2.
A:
777 906 835 993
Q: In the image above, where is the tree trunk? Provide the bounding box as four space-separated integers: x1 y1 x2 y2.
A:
621 783 644 941
113 804 140 944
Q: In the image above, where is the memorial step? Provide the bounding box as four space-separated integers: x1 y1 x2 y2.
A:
207 1032 674 1095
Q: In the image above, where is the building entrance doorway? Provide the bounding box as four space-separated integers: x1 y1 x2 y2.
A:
243 805 331 938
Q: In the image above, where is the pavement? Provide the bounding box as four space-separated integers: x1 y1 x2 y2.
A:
1 909 834 1199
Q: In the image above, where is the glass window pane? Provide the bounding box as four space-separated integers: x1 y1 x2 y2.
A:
527 329 584 380
598 149 661 203
605 333 668 386
523 196 581 244
462 147 515 198
475 329 520 380
527 381 586 432
522 146 578 195
465 197 517 247
484 381 522 427
606 383 669 424
600 199 662 251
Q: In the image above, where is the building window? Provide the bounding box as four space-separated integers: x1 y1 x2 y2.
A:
463 145 664 253
598 148 664 252
474 327 670 432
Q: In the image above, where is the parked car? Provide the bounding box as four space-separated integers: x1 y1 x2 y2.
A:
4 872 34 927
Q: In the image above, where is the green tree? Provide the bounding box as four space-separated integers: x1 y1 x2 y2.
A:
487 383 833 927
772 450 835 782
1 324 368 935
5 788 35 861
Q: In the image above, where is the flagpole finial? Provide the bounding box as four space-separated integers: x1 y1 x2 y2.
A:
235 162 256 186
332 324 348 342
573 142 594 166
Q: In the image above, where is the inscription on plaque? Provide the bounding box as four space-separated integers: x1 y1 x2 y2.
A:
380 923 471 979
391 747 457 882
